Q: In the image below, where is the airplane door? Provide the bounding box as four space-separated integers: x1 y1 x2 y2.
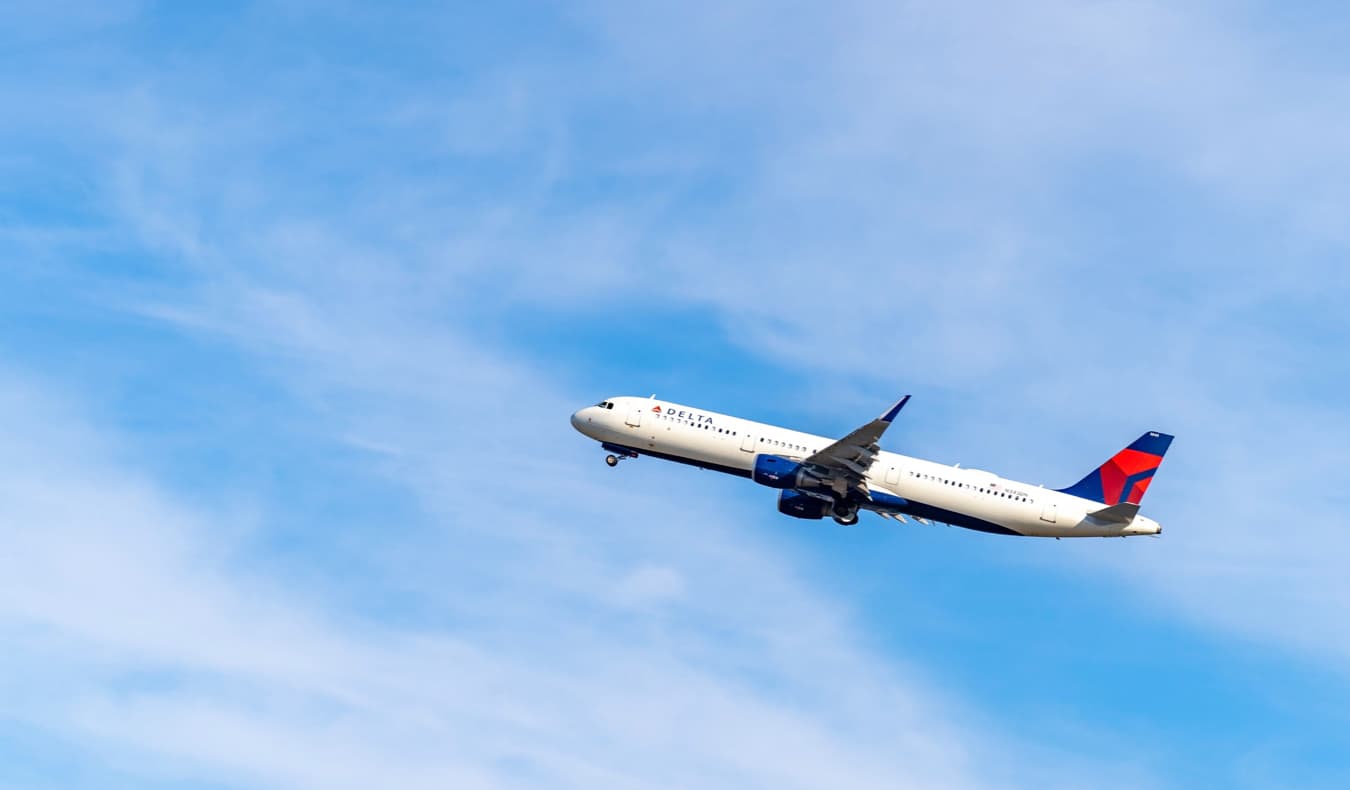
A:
1039 501 1057 523
884 466 900 485
626 408 642 428
740 433 755 452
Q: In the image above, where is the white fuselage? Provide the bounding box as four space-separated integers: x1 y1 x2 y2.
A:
571 396 1162 538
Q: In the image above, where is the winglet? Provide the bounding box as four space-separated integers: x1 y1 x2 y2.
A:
880 395 910 423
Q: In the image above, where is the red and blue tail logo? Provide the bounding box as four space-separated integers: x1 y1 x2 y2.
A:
1057 432 1174 506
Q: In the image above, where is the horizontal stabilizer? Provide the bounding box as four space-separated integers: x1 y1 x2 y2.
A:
1087 502 1139 524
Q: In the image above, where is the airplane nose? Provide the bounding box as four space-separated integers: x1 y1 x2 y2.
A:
570 410 583 430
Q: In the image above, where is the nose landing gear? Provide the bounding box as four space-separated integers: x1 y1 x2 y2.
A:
602 445 639 467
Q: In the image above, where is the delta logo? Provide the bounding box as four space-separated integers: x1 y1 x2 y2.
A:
651 404 715 425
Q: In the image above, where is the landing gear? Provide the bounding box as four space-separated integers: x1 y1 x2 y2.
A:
601 444 639 467
832 503 860 526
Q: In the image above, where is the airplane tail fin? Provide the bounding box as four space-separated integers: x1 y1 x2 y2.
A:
1057 431 1174 506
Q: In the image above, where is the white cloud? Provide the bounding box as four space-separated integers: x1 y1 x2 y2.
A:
613 564 687 609
547 1 1350 675
4 1 1349 784
0 350 1024 789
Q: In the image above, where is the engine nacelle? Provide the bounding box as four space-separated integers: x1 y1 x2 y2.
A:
752 454 804 488
754 454 836 495
778 490 830 520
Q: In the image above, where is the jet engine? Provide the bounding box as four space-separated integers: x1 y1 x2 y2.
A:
778 490 831 520
753 454 828 490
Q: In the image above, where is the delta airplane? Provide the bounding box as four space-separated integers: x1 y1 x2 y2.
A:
571 395 1172 538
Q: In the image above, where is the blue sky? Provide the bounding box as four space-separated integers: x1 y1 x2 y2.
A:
2 1 1350 787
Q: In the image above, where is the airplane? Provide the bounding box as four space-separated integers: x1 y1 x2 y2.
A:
571 395 1171 538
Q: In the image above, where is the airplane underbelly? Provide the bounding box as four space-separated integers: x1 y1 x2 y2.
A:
650 427 754 473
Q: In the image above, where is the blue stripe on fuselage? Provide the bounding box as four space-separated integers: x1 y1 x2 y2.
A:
596 443 1022 535
601 443 753 478
867 490 1024 536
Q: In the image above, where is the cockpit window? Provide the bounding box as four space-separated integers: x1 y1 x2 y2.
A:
596 401 611 408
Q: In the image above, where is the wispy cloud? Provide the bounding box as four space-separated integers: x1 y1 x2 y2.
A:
3 1 1349 786
0 357 1015 788
550 0 1350 672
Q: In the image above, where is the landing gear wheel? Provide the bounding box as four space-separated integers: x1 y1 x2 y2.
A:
605 454 619 467
832 502 860 526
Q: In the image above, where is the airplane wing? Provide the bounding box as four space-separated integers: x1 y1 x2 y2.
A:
801 395 909 499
